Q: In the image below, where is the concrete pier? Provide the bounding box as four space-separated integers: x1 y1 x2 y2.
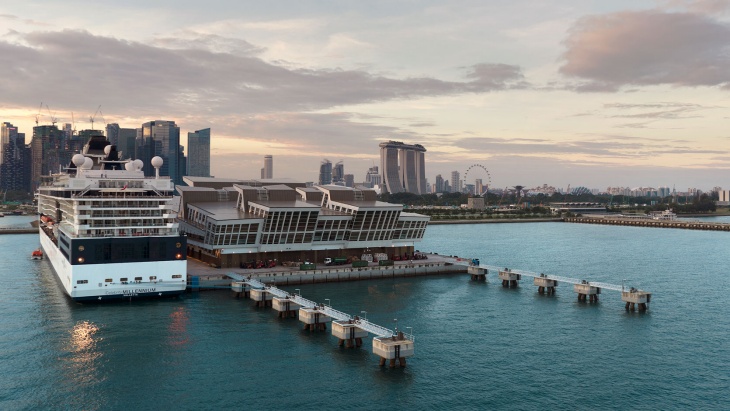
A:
231 281 250 298
621 288 652 311
564 216 730 232
332 319 368 348
272 297 301 318
249 288 272 307
373 332 414 368
574 281 601 302
498 269 520 287
299 306 332 331
468 266 487 281
534 273 557 295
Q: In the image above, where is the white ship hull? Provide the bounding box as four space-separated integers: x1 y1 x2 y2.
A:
40 229 186 301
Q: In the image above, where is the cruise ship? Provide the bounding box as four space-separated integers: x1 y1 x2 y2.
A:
36 135 187 301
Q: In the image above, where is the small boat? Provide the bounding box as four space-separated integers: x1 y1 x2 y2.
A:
31 249 43 260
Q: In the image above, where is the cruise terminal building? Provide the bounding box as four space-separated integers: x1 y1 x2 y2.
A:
177 177 430 268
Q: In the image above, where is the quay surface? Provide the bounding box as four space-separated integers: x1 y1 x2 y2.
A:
187 253 469 290
564 216 730 231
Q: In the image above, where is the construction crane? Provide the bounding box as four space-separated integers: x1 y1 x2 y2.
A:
45 104 58 126
35 102 43 126
89 105 102 130
71 112 77 135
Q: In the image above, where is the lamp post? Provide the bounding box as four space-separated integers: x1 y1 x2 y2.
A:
622 279 626 292
393 318 398 333
325 298 331 307
295 288 300 296
361 311 367 321
406 326 412 339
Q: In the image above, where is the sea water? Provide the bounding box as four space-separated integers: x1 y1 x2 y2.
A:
0 218 728 410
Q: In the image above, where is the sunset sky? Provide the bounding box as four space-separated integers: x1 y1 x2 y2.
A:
1 0 729 190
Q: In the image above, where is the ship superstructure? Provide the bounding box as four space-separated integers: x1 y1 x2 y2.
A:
37 135 186 301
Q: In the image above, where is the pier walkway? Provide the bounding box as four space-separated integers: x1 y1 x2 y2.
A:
228 273 414 367
469 264 651 311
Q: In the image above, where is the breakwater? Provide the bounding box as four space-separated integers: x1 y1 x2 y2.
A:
0 228 37 234
564 216 730 231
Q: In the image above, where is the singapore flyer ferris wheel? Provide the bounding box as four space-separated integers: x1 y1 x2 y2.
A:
463 164 491 196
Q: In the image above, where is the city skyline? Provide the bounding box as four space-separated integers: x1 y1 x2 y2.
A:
0 2 729 189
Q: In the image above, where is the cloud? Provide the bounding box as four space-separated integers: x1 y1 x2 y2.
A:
658 0 730 14
0 29 526 118
452 135 724 159
559 10 730 90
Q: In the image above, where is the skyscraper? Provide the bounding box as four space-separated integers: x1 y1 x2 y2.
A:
117 127 136 160
365 165 381 188
263 155 273 179
141 120 183 185
30 125 64 190
435 174 444 193
0 123 29 192
344 174 354 188
319 159 332 185
379 141 427 194
106 123 120 146
451 171 460 193
187 128 211 177
332 161 344 183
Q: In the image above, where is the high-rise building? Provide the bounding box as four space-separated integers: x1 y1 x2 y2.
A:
263 155 273 179
379 141 427 194
0 123 30 193
106 123 120 146
443 179 451 193
475 179 483 196
30 125 65 190
187 128 211 177
117 127 136 160
319 159 333 185
344 174 354 188
1 122 14 166
435 174 444 193
333 161 344 183
451 171 460 193
141 120 183 185
365 166 381 188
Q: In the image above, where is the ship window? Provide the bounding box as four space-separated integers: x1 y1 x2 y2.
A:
150 276 157 280
120 277 128 282
135 276 142 281
105 278 112 283
76 280 88 284
172 274 182 279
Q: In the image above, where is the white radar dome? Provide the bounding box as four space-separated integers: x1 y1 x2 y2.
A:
82 157 94 169
72 154 86 167
133 159 144 170
103 145 112 155
151 156 163 168
124 161 134 171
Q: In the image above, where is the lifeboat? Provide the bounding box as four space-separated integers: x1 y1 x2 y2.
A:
31 249 43 260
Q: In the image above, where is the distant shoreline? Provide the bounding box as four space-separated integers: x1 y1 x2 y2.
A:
428 218 563 225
